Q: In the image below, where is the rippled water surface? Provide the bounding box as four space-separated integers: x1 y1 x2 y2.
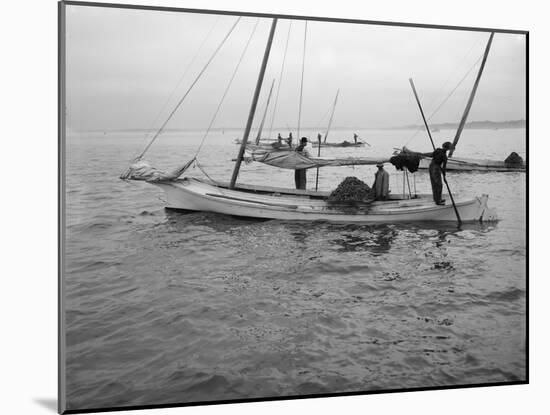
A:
63 128 526 410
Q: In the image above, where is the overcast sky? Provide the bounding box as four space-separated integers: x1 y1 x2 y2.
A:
65 5 526 132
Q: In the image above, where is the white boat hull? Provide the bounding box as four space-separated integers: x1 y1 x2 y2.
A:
152 178 497 223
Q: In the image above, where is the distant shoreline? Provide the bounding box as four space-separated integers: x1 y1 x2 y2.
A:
388 119 526 131
73 119 526 134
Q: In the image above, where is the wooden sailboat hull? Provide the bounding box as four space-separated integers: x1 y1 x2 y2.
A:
152 178 497 223
418 157 526 172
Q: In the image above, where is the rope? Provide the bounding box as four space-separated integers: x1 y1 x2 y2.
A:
268 20 293 139
312 103 331 133
134 16 221 159
297 21 307 139
195 159 219 185
403 54 482 148
420 35 486 118
194 19 260 157
136 16 242 160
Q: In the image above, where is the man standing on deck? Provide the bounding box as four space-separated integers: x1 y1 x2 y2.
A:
286 132 293 149
294 137 312 190
422 141 453 205
354 133 359 144
372 163 390 201
271 133 284 150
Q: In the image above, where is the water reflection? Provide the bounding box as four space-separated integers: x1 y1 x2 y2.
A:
160 209 497 257
328 226 398 255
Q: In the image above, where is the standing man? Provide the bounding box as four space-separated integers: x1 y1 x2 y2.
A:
372 163 390 200
353 133 359 144
286 132 293 149
422 141 453 205
294 137 312 190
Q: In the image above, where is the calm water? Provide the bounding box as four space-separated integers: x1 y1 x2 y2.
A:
63 128 526 410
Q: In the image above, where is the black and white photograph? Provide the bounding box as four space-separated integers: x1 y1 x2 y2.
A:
58 1 527 413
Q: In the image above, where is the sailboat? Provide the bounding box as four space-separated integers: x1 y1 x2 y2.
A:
311 91 365 148
122 18 497 223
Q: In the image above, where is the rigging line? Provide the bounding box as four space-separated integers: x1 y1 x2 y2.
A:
135 16 242 161
195 159 219 185
312 103 332 132
138 16 221 150
423 35 487 116
268 20 293 139
194 18 260 157
403 54 482 148
297 21 307 139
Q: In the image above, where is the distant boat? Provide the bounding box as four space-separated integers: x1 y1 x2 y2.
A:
431 127 440 132
312 140 364 148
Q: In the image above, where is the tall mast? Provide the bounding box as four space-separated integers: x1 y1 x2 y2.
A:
449 32 494 157
230 18 278 189
255 78 276 144
323 89 339 143
297 21 308 140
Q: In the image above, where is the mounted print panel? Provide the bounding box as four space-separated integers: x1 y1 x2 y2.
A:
59 1 527 413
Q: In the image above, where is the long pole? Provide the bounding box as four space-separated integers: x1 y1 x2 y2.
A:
230 19 278 189
255 78 276 144
449 32 494 157
409 78 462 226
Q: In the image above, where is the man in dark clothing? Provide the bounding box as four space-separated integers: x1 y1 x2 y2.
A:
422 141 453 205
294 137 311 190
272 133 284 150
286 132 293 149
372 163 390 201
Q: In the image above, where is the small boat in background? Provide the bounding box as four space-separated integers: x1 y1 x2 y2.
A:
312 140 364 148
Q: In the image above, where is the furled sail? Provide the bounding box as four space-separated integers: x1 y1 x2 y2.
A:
243 149 388 170
120 158 195 182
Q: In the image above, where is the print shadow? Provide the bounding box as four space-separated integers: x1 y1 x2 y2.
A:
34 398 57 413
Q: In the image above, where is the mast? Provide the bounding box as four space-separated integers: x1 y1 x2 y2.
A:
255 78 276 144
230 18 278 189
323 89 339 143
297 21 308 140
449 32 494 157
